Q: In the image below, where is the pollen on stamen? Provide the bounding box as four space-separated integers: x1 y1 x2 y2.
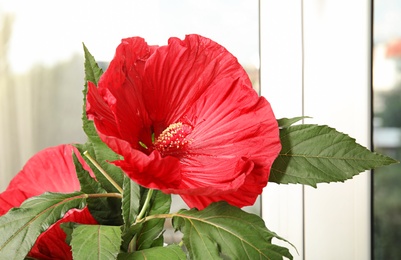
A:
154 122 193 156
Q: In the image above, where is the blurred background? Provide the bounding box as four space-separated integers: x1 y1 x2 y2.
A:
373 0 401 259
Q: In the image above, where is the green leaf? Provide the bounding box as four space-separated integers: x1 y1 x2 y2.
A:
81 43 104 140
137 190 171 250
277 116 310 128
75 143 124 194
172 201 293 260
121 175 141 227
120 175 141 251
60 222 75 245
0 192 86 259
73 153 122 225
83 43 103 86
125 190 172 251
117 245 186 260
70 224 122 260
270 124 399 187
75 44 124 194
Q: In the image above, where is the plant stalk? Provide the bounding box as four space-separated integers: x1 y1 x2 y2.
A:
136 189 154 221
87 192 122 199
83 151 123 194
136 213 175 224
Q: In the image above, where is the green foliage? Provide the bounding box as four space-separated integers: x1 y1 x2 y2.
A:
172 201 294 260
75 44 124 194
80 43 103 141
375 83 401 127
135 190 172 250
82 44 103 87
120 177 143 252
0 192 87 259
70 224 122 260
120 187 172 252
121 175 141 240
73 153 122 225
374 162 401 259
270 124 398 187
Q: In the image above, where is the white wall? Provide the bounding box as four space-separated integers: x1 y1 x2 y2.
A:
260 1 371 259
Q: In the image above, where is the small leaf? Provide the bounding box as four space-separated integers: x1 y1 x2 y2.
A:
83 43 103 86
70 224 122 260
271 124 399 187
75 143 124 194
75 44 124 194
172 201 293 260
120 175 141 251
134 190 172 250
73 153 122 225
117 245 186 260
121 175 141 227
60 222 75 245
277 116 310 128
81 43 104 140
0 192 86 259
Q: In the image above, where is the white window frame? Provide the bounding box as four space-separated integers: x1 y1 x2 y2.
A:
259 1 372 259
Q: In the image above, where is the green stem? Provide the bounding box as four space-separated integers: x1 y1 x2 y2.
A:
136 189 154 221
128 234 137 253
136 213 175 224
83 151 123 194
134 212 185 248
87 192 122 199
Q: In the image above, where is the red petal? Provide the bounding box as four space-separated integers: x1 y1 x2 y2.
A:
0 188 34 215
163 74 280 209
0 144 97 258
102 133 182 189
86 81 120 138
28 207 97 260
85 34 281 210
87 37 154 150
142 34 250 132
139 34 280 209
0 144 86 214
180 165 271 210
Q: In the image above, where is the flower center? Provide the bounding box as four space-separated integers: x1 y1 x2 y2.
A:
154 122 192 156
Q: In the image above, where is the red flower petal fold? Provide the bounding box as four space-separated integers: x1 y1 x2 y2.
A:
0 144 97 260
87 34 281 209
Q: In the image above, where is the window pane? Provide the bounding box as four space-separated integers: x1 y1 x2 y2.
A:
373 0 401 258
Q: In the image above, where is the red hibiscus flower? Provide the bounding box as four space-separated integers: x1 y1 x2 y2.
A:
0 145 97 260
86 34 281 209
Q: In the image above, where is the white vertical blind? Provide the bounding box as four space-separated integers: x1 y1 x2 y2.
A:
260 1 371 259
259 1 304 259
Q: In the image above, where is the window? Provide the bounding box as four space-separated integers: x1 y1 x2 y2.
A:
261 1 371 259
373 0 401 259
